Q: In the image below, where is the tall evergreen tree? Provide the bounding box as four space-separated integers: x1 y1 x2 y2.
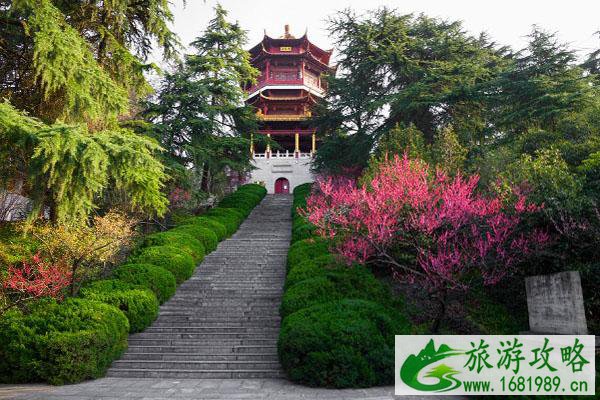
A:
313 8 507 174
145 5 259 194
0 0 177 222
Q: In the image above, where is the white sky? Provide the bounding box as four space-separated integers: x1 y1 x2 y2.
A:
155 0 600 67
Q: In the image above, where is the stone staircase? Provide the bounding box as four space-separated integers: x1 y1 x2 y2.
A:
107 194 292 379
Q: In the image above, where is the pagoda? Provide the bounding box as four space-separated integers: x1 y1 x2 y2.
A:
245 25 333 194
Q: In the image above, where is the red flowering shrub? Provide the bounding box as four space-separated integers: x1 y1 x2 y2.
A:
304 154 548 292
1 253 71 315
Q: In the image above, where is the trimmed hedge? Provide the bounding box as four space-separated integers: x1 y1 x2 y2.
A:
112 263 176 304
278 299 410 388
279 183 413 388
280 267 391 318
0 298 128 385
291 221 317 243
204 212 239 236
285 254 345 288
137 231 205 262
287 238 330 272
79 279 159 333
179 216 228 241
171 224 218 253
129 245 196 284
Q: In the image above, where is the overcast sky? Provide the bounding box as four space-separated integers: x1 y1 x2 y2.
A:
154 0 600 67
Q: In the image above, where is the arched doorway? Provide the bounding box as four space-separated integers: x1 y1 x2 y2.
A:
274 177 290 194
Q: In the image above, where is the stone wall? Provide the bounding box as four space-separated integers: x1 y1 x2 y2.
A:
249 155 314 194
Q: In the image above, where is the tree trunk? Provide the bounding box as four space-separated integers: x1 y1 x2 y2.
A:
430 289 448 333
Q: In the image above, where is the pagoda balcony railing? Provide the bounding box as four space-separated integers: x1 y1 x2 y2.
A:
253 150 313 159
256 112 311 121
247 77 324 96
258 129 316 136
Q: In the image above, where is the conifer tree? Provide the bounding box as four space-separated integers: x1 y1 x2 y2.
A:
0 0 177 222
145 5 259 194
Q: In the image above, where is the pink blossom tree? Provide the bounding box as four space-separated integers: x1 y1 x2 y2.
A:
303 154 549 331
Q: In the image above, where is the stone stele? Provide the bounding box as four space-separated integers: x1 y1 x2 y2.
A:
525 270 588 335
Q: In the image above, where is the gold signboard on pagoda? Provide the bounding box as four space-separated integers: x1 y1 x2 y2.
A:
279 46 292 52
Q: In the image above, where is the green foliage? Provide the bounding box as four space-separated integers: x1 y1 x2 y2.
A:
145 5 259 194
0 298 128 384
431 125 468 174
0 102 168 223
26 0 129 123
204 210 240 236
112 263 176 304
280 268 391 318
170 225 218 253
285 255 346 289
291 221 317 244
2 0 178 124
129 245 195 284
138 231 206 262
502 148 584 214
178 216 228 241
79 279 158 333
278 299 411 388
287 238 330 272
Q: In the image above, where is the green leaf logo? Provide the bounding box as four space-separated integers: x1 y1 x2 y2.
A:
400 339 464 392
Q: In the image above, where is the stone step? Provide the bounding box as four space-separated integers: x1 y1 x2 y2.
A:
125 345 278 354
106 369 285 379
130 332 277 340
142 326 280 334
127 338 278 347
108 195 291 379
121 353 278 361
111 360 281 370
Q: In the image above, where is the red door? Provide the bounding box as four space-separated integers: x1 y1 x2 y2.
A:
274 177 290 194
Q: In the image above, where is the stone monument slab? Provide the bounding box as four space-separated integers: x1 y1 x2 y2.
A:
525 270 588 335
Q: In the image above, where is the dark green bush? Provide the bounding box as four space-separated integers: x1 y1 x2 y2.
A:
237 183 267 198
278 299 410 388
0 298 128 385
137 231 205 262
204 211 240 236
112 263 176 304
171 224 218 253
285 254 346 288
280 267 391 318
292 221 317 243
179 216 227 241
287 238 330 271
219 195 258 216
79 279 159 333
207 207 244 225
129 245 195 284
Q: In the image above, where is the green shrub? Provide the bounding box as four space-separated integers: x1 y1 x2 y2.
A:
237 183 267 198
137 231 205 262
280 268 391 318
112 263 176 304
291 221 317 243
287 238 330 271
204 212 239 236
285 254 346 288
219 195 258 215
278 299 410 388
0 298 128 385
207 207 244 225
179 216 227 241
129 245 195 284
79 279 159 333
171 224 218 253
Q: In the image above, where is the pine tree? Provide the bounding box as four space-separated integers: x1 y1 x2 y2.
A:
145 5 259 194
